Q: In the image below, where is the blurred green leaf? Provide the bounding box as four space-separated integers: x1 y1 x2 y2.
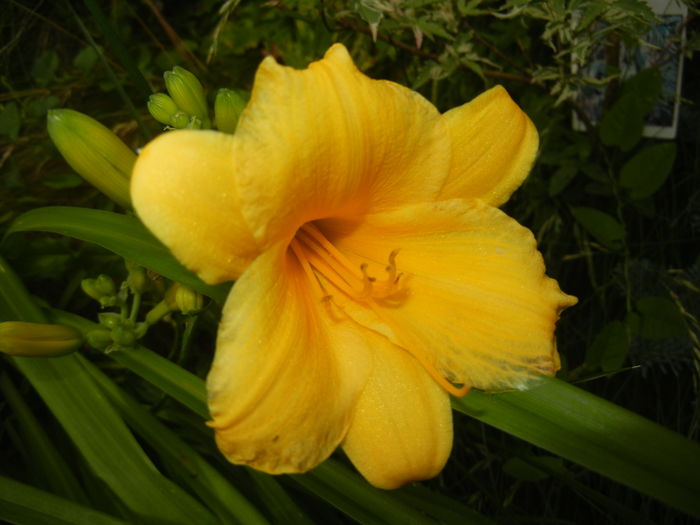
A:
454 377 700 518
599 69 662 151
5 207 229 303
0 257 217 524
26 95 61 118
73 46 99 72
599 95 644 151
502 455 565 482
620 143 676 200
31 50 59 87
41 172 84 190
84 360 270 525
548 164 578 196
0 102 21 141
0 475 127 525
585 320 629 372
571 206 625 249
0 373 88 504
634 296 687 339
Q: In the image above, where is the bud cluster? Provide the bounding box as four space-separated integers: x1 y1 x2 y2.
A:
147 66 247 134
81 262 204 354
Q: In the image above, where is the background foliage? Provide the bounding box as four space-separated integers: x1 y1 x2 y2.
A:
1 1 699 523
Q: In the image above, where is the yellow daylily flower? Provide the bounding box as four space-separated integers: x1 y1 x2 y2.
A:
131 44 576 489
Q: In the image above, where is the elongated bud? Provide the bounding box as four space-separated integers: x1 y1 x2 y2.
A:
147 93 180 125
47 109 134 208
164 67 209 125
0 321 83 357
214 89 246 133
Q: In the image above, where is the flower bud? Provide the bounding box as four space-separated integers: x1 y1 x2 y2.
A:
47 109 134 208
170 111 190 129
94 274 116 297
111 325 137 347
214 89 246 133
174 284 203 315
0 321 83 357
85 328 112 350
98 312 122 329
164 67 209 125
125 261 149 294
82 275 118 307
147 93 180 126
186 116 203 129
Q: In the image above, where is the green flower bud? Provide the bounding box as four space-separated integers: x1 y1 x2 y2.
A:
81 278 101 301
164 66 209 124
174 284 203 315
98 312 122 329
111 325 137 347
147 93 180 125
85 328 112 350
170 111 190 129
0 321 83 357
125 261 149 294
47 109 134 208
94 274 116 297
214 89 247 133
186 116 203 129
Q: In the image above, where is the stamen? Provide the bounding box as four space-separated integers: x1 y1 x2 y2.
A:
296 229 359 288
358 264 375 298
289 239 327 300
300 223 361 279
384 249 399 283
292 224 462 397
292 222 405 303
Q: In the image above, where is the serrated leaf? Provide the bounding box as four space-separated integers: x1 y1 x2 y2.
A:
571 206 625 249
620 143 676 200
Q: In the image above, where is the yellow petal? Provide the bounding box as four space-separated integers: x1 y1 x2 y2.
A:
233 44 449 249
131 130 260 283
320 199 576 391
438 86 539 207
207 244 372 474
341 341 453 490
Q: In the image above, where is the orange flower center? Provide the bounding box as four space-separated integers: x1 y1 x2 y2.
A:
289 223 403 303
288 222 469 398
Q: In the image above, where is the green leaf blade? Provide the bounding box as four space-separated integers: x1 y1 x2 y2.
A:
5 207 229 303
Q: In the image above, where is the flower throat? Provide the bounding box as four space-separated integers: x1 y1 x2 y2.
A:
289 222 469 398
289 223 403 303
